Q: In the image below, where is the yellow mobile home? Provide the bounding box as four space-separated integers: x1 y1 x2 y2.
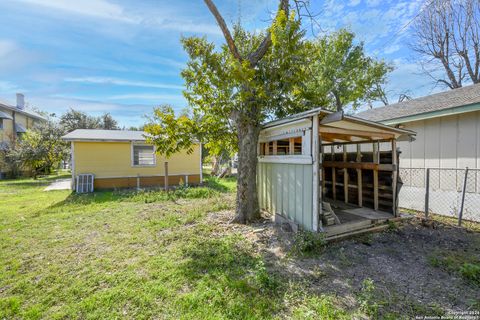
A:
62 129 202 190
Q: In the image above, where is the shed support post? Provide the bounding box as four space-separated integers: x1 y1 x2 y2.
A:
343 145 348 204
373 142 379 211
356 144 362 207
312 114 321 232
391 139 397 216
331 147 336 201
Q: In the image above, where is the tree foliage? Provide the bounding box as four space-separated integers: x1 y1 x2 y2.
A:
60 108 119 132
8 120 69 178
302 29 392 111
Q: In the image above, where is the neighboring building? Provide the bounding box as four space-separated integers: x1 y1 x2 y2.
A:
356 83 480 221
356 83 480 170
62 129 202 190
0 93 47 177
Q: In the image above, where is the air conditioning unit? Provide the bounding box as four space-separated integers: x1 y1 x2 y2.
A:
76 174 94 193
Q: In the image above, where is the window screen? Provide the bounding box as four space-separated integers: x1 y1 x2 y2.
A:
133 145 155 166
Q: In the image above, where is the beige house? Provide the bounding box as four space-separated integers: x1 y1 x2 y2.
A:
357 83 480 170
357 83 480 220
0 93 47 177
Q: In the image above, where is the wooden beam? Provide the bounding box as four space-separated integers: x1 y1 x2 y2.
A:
273 140 277 155
312 115 320 232
319 126 395 140
391 139 397 216
356 144 362 207
373 142 379 211
320 110 344 124
289 138 294 155
264 142 269 155
321 133 355 142
322 161 395 171
343 145 348 204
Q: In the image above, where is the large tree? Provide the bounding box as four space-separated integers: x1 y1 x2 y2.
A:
302 29 392 111
146 0 307 223
412 0 480 88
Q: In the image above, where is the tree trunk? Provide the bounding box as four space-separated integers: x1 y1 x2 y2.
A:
211 155 221 176
232 119 260 223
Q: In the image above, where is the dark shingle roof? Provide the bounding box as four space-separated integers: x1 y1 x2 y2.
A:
356 83 480 122
0 101 47 121
62 129 148 142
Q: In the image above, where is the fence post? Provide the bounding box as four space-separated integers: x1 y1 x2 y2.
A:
164 162 169 191
458 167 469 226
424 168 430 219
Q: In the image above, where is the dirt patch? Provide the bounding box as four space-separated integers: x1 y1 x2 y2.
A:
209 211 480 316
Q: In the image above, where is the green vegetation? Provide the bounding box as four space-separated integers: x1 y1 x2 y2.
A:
428 249 480 286
0 175 353 319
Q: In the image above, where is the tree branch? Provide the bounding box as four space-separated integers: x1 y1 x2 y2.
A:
203 0 243 62
247 0 290 66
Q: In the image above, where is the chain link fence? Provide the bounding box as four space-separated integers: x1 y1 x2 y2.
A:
399 167 480 223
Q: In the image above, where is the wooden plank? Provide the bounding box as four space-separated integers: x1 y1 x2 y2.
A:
343 145 348 204
322 161 394 171
312 115 320 232
320 110 344 124
356 144 362 207
273 140 277 155
391 139 397 216
319 126 395 139
373 170 379 211
332 168 336 201
373 142 379 211
289 138 295 155
264 142 269 155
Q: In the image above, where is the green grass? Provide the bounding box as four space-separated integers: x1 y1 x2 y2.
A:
0 175 351 319
428 249 480 286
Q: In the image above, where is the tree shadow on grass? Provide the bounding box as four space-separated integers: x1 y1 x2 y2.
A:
202 175 236 193
175 234 287 319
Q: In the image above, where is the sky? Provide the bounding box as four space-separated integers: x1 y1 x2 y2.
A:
0 0 445 127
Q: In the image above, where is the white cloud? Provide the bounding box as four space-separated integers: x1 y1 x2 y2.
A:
0 81 19 93
16 0 135 23
384 44 401 54
64 77 183 90
349 0 362 7
14 0 222 35
0 39 37 72
107 93 185 102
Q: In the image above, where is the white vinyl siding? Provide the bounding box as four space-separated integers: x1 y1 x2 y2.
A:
132 145 155 166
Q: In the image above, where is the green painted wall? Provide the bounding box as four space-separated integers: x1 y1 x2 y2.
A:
257 162 313 231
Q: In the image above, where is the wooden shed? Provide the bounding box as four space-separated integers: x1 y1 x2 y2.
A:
257 108 415 239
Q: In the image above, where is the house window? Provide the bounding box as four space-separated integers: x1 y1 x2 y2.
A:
132 145 155 166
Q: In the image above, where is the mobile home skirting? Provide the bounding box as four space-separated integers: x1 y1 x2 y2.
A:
94 174 201 189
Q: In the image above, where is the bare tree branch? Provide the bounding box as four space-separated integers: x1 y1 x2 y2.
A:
203 0 243 62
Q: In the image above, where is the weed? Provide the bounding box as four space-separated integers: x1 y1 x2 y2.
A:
358 278 379 318
459 263 480 285
291 231 326 256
